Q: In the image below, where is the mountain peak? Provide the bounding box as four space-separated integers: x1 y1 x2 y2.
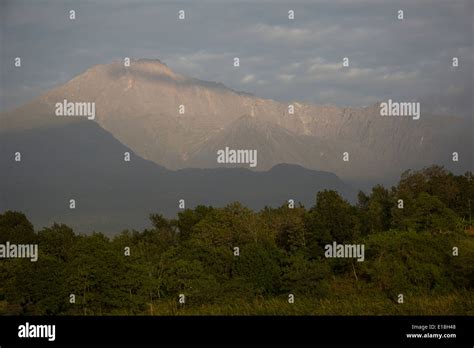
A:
136 58 168 65
70 58 182 86
111 58 181 80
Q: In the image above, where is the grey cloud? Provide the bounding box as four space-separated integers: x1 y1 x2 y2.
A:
1 0 472 118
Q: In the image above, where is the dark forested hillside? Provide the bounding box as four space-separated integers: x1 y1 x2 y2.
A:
0 120 354 234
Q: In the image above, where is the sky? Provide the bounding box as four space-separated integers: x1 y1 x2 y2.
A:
1 0 472 117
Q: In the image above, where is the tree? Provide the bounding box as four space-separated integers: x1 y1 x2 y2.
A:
66 233 132 314
392 192 460 233
174 205 214 242
366 185 393 233
281 253 330 296
233 242 283 295
4 256 68 314
305 190 359 258
0 211 36 244
37 223 76 262
260 204 307 253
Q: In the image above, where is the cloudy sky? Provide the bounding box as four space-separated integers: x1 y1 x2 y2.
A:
1 0 472 117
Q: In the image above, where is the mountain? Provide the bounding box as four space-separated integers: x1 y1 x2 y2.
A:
2 59 470 184
0 119 354 233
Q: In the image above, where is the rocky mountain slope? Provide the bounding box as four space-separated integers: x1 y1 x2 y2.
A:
2 59 470 183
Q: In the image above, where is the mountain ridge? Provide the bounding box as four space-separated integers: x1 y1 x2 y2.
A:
1 59 471 182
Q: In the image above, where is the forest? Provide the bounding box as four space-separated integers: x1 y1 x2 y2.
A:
0 166 473 315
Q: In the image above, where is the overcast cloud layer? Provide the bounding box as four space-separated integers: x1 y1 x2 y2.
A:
1 0 472 117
